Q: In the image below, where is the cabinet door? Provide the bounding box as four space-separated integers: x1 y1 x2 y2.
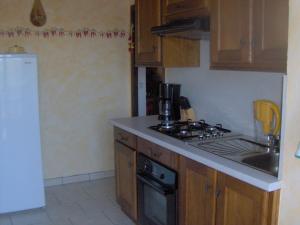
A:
252 0 288 72
163 0 208 15
135 0 162 66
115 141 137 221
179 156 217 225
216 173 270 225
211 0 253 67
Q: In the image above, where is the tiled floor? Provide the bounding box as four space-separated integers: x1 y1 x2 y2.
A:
0 177 134 225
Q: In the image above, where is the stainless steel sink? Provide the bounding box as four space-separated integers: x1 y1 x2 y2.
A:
241 152 279 176
189 136 280 176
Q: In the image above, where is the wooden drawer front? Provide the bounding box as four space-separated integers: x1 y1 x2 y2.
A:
114 127 137 149
137 138 153 157
137 137 178 170
163 0 208 15
151 145 178 170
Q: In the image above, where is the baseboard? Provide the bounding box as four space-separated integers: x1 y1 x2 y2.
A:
44 170 115 187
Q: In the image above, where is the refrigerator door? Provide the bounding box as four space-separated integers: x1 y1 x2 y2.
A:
0 54 45 213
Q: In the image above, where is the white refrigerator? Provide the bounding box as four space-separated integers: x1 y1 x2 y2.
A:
0 54 45 213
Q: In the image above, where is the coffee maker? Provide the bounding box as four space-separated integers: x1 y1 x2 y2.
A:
158 83 181 128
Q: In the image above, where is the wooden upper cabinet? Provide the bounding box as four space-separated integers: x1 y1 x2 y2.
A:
211 0 252 67
252 0 288 72
135 0 162 66
135 0 200 67
216 173 280 225
163 0 210 19
211 0 288 72
179 156 217 225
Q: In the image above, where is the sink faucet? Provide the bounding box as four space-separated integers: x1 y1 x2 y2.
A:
266 135 280 153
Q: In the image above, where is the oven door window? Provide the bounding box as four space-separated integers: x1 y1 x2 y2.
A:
138 179 176 225
144 184 167 225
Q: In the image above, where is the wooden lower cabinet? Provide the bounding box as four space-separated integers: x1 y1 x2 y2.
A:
179 156 217 225
115 141 137 221
216 173 280 225
179 156 280 225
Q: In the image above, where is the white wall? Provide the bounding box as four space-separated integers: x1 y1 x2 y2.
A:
166 40 285 137
278 0 300 224
0 0 132 179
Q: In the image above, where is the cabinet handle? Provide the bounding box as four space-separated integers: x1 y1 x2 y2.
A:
205 182 211 193
174 4 184 9
216 190 222 198
118 134 129 142
152 151 162 158
251 38 257 48
240 39 246 47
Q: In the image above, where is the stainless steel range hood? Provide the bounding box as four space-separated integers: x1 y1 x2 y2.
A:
151 17 210 40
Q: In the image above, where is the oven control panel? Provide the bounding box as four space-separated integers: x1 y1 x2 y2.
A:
137 153 177 186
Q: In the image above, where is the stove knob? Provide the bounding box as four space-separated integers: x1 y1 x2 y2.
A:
205 133 211 138
198 134 204 139
212 133 218 138
144 160 153 173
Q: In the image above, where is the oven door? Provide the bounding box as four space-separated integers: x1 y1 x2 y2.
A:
137 173 177 225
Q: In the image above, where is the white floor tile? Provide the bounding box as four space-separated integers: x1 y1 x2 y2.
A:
1 177 132 225
47 184 91 204
10 209 51 225
45 190 60 207
30 220 72 225
70 212 114 225
46 203 85 222
102 207 135 225
78 197 119 217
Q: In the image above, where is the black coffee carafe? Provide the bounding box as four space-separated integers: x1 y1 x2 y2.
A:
158 83 181 128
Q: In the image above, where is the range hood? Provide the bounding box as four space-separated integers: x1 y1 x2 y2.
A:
151 17 210 40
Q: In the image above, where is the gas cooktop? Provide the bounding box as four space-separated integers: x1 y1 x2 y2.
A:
149 120 241 144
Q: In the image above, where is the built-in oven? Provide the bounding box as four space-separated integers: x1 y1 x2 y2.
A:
137 153 177 225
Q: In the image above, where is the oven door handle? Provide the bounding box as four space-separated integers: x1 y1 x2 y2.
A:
137 174 175 195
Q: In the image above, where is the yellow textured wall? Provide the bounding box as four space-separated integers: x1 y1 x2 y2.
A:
0 0 132 179
279 0 300 224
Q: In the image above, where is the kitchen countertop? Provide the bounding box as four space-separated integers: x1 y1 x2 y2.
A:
110 116 281 192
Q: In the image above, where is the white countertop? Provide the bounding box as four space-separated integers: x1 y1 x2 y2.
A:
111 116 281 192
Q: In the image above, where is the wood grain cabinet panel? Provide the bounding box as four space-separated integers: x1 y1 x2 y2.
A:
252 0 288 72
179 156 217 225
210 0 252 66
135 0 162 66
210 0 288 72
135 0 200 67
163 0 210 18
114 141 137 221
114 127 137 149
137 137 178 170
216 173 280 225
179 156 280 225
137 137 153 157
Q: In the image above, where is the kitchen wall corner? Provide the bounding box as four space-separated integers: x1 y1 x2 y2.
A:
0 0 132 179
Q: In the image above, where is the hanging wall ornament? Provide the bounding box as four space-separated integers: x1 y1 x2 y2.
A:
30 0 47 27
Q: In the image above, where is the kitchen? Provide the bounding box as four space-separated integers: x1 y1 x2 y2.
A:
0 0 299 225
